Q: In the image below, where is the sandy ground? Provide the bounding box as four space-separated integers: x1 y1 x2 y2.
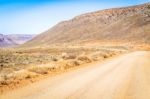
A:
0 51 150 99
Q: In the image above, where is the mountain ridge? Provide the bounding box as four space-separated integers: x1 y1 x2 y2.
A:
0 34 35 47
0 34 17 47
23 2 150 47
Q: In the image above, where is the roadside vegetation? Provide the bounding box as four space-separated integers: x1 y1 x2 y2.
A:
0 45 127 93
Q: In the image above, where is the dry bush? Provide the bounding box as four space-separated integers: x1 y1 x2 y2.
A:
66 59 81 67
61 53 77 60
28 66 48 74
77 55 92 63
0 73 14 85
91 56 104 61
27 64 56 74
55 59 83 70
0 75 9 85
55 60 68 70
89 50 119 61
12 70 38 79
0 46 124 87
0 70 38 86
51 56 58 61
90 51 105 61
103 54 109 58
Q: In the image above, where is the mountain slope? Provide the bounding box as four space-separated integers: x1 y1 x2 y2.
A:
0 34 17 47
7 34 35 45
23 3 150 47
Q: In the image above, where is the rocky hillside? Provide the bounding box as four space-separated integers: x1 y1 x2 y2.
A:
0 34 35 47
23 3 150 47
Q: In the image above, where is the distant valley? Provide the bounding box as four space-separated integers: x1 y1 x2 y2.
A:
0 34 35 47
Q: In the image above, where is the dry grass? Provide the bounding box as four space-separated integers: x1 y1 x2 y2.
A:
77 55 92 63
27 63 57 74
0 45 127 89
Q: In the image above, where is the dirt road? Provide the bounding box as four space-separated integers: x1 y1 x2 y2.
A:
1 51 150 99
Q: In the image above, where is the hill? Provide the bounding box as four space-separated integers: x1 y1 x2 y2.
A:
23 3 150 47
0 34 17 47
0 34 35 47
7 34 35 45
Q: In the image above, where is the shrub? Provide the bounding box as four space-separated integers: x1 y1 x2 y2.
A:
51 57 58 61
66 60 80 67
28 66 50 74
103 54 109 58
0 80 9 85
13 70 38 80
0 74 12 85
56 59 82 70
61 53 76 60
89 51 105 61
77 55 92 63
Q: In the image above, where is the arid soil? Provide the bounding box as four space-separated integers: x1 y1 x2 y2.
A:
0 45 125 94
0 51 150 99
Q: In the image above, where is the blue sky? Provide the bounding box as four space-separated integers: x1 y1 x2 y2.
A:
0 0 149 34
